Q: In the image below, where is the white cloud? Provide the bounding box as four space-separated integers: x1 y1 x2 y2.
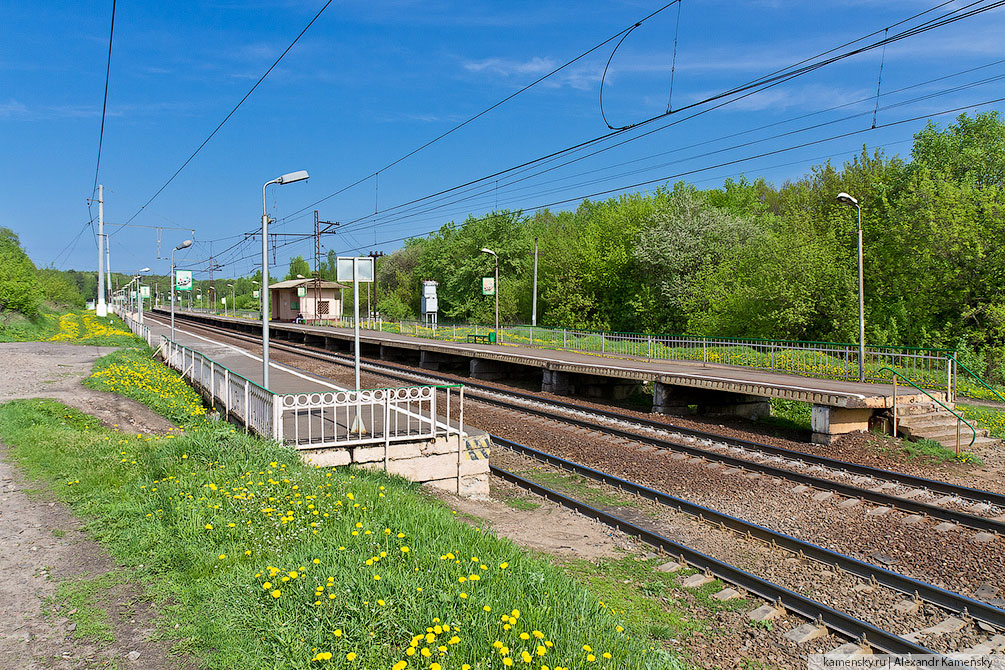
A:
463 56 557 77
682 83 871 113
0 99 29 118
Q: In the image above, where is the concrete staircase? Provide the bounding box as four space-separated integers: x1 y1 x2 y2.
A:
895 402 999 451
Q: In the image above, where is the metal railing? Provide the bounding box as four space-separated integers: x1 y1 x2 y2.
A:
948 355 1005 405
882 367 976 454
159 336 277 438
155 335 464 452
114 308 153 346
307 317 958 395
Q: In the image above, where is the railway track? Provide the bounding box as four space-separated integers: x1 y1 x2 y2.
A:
148 312 1005 658
491 440 1005 658
158 311 1005 534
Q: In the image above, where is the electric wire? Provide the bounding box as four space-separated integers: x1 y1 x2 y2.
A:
336 95 1005 253
120 0 335 227
207 91 1004 273
194 1 1005 272
91 0 116 198
332 63 1005 233
278 0 1004 236
281 0 684 223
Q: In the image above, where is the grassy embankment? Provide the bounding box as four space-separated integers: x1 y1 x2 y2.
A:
0 341 679 669
0 308 139 347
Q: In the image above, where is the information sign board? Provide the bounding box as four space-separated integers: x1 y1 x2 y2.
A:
337 257 374 283
482 277 495 296
175 270 193 291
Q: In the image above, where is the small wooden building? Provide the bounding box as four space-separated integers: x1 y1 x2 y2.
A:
269 279 346 322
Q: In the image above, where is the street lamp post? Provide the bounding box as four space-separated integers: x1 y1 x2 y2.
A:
837 192 865 383
532 237 539 327
228 283 235 318
171 239 193 340
480 248 499 338
261 170 310 390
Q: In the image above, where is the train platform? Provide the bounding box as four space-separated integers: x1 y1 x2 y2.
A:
126 309 489 497
157 308 947 445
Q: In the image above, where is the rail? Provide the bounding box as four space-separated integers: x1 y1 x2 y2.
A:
493 435 1005 635
881 366 977 453
948 354 1005 405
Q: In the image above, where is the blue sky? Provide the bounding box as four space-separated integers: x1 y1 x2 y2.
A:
3 0 1004 279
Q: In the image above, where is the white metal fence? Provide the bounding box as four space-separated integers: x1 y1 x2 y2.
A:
138 327 464 460
115 309 153 346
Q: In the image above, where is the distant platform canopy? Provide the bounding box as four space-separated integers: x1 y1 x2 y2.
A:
269 279 347 322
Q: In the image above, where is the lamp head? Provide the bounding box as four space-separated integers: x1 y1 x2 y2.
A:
480 247 496 256
140 267 150 273
176 239 193 250
836 192 858 206
277 170 309 185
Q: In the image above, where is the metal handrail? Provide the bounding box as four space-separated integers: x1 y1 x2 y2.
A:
948 355 1005 405
880 366 976 453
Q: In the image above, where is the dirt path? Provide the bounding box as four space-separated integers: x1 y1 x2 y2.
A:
0 343 188 670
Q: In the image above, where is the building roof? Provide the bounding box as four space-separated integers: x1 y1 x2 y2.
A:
269 278 347 290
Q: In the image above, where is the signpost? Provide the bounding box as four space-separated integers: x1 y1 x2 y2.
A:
138 285 150 325
337 257 374 392
482 277 495 295
337 257 374 434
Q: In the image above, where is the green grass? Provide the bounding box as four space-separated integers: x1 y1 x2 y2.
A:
761 398 812 432
502 496 542 511
44 572 126 644
83 347 209 427
901 437 983 466
0 308 141 347
517 470 638 509
0 394 677 670
560 557 750 669
959 402 1005 440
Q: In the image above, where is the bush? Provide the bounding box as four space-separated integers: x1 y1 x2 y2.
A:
39 269 86 308
0 228 43 316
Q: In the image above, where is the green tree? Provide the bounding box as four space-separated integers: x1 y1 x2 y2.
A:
285 255 311 280
0 228 43 316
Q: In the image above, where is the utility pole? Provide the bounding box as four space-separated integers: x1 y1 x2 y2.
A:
105 236 112 297
368 251 384 320
95 185 106 316
313 210 338 323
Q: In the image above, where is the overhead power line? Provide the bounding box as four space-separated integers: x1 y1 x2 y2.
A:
120 0 335 227
282 0 684 222
91 0 116 198
275 0 1005 236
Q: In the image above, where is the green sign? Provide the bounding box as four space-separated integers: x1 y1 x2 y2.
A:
175 270 193 291
481 277 495 296
140 285 150 299
297 287 307 297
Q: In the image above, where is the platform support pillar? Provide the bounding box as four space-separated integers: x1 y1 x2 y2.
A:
652 381 690 414
541 369 572 395
811 405 874 444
